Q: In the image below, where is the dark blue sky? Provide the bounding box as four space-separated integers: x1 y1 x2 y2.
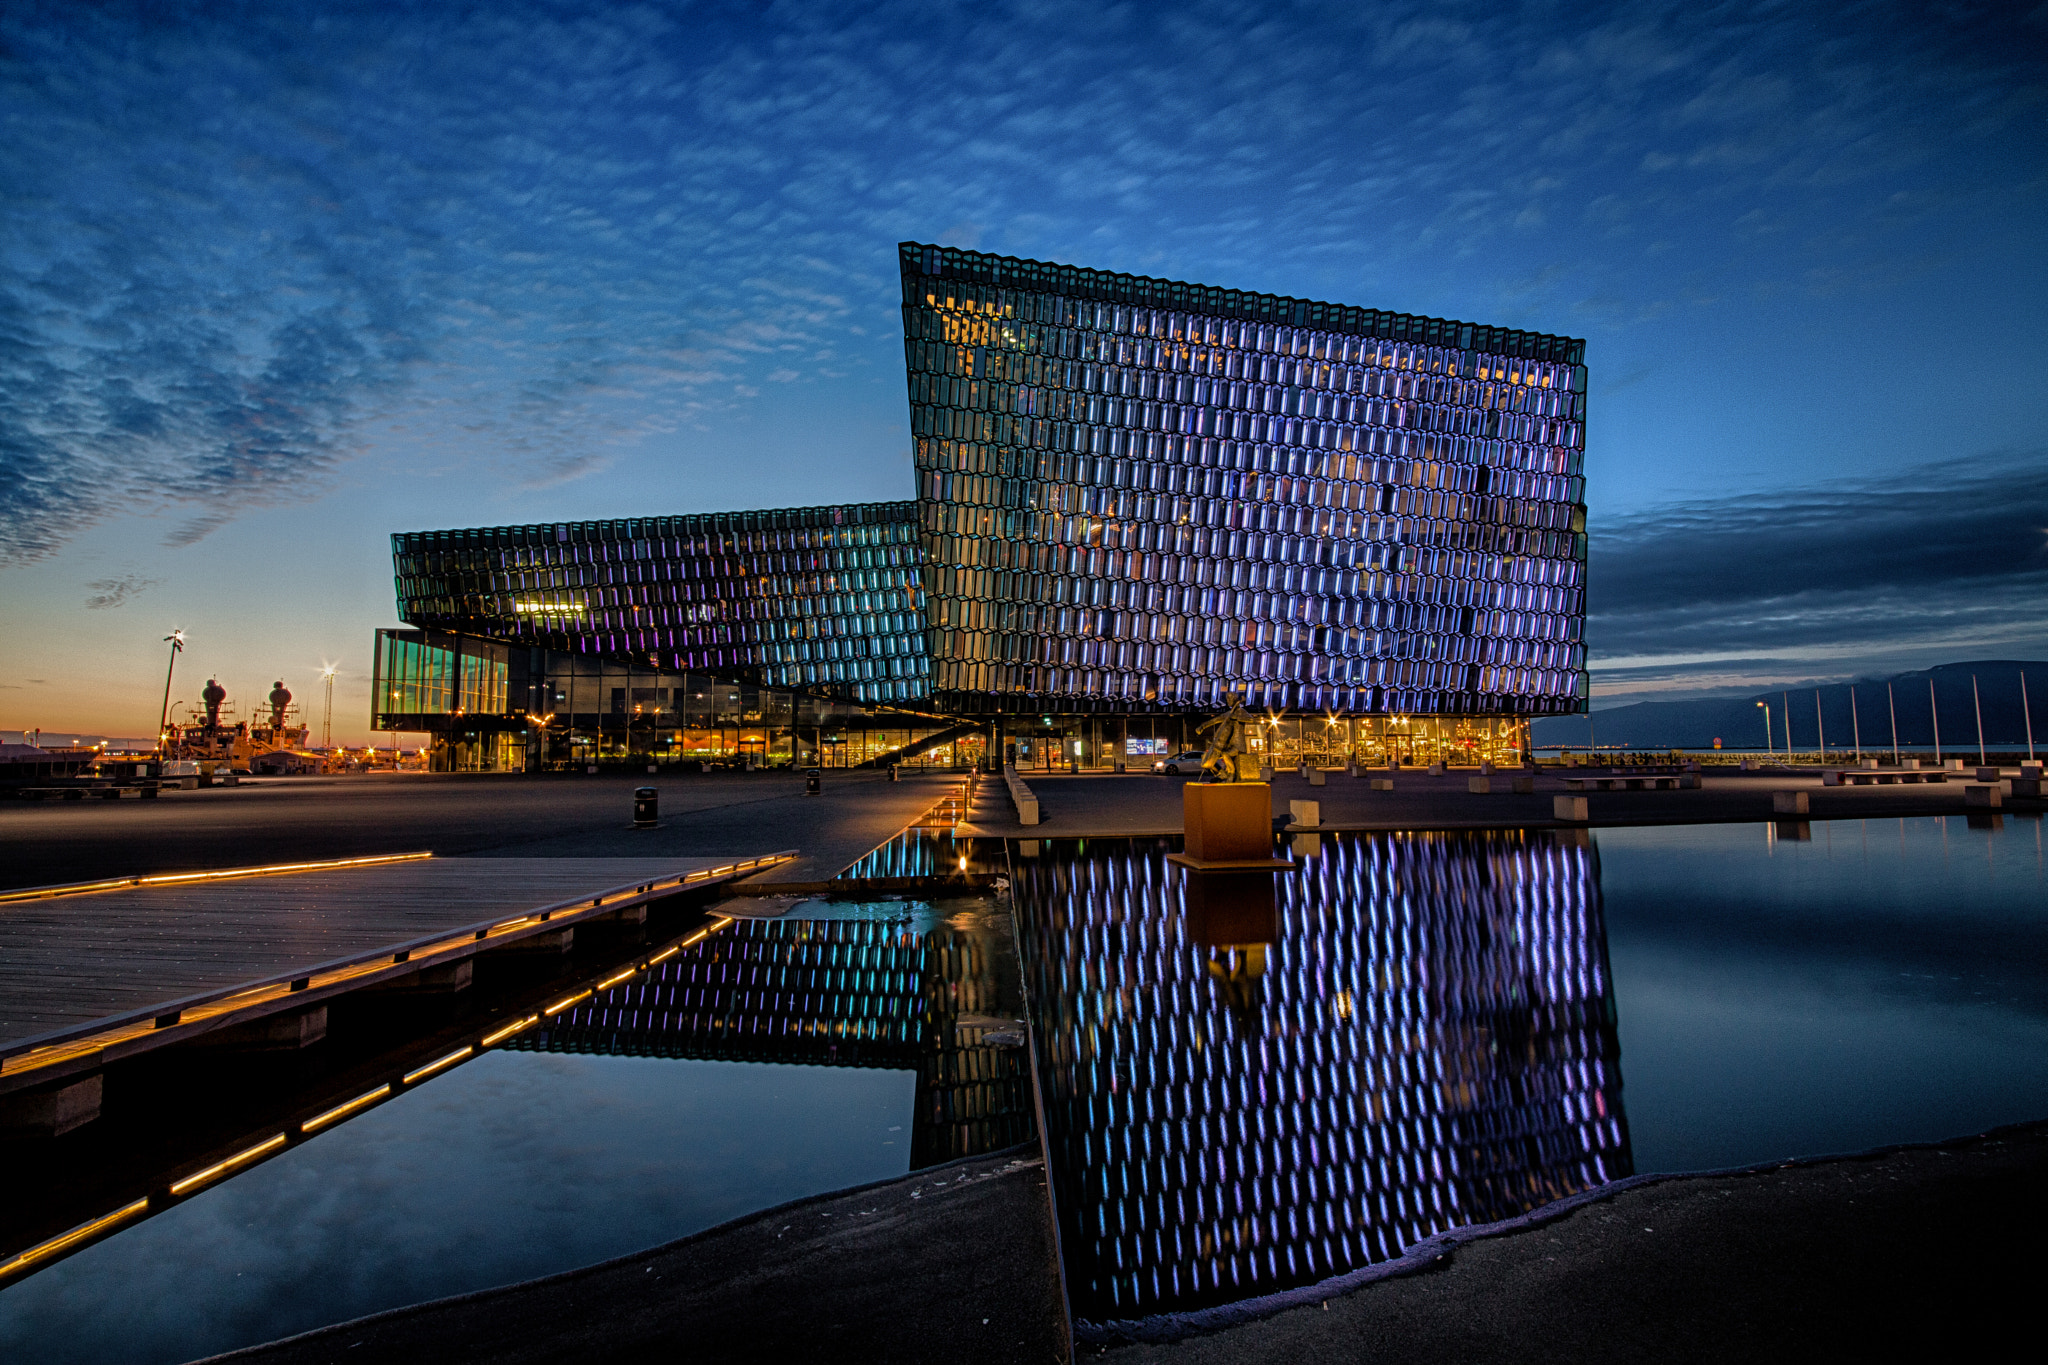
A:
3 1 2043 738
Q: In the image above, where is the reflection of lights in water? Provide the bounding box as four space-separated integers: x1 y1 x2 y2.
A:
1012 831 1630 1326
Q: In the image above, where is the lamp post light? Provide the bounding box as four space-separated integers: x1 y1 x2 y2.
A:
157 629 185 758
321 665 337 749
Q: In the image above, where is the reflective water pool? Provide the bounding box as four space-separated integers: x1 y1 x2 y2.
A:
1009 815 2048 1331
0 897 1029 1365
3 816 2042 1356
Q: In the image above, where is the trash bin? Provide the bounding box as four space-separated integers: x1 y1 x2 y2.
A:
805 768 822 797
888 763 900 783
633 787 658 828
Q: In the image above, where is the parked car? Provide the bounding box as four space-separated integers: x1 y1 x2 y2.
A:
1153 750 1209 775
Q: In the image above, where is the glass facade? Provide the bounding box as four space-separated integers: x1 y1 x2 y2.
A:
371 627 970 772
391 501 928 706
1011 831 1629 1327
380 242 1589 765
901 242 1587 718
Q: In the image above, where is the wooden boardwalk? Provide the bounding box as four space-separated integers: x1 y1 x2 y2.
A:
0 854 788 1094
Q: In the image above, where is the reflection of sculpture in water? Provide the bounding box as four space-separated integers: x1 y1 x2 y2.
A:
1196 691 1255 782
1205 944 1266 1032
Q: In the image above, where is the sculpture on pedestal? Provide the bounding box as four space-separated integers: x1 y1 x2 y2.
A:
1196 691 1255 783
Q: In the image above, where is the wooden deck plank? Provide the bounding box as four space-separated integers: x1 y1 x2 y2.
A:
0 858 745 1049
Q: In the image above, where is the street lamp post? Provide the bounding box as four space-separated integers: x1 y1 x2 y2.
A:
1757 700 1772 758
157 630 185 758
321 665 337 749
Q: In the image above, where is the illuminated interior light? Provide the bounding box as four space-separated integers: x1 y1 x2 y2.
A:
302 1084 392 1133
169 1133 288 1195
479 1015 540 1047
0 1198 152 1282
402 1046 474 1084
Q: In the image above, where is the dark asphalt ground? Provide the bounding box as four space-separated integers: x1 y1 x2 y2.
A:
0 769 959 891
198 1125 2048 1365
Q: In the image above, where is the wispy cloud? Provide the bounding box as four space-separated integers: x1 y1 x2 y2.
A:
2 1 2040 562
83 573 162 610
1587 449 2048 686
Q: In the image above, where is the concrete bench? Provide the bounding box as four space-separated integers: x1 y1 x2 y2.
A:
1001 766 1040 826
1965 784 2002 809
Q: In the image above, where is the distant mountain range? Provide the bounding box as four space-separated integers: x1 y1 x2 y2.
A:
1530 661 2047 751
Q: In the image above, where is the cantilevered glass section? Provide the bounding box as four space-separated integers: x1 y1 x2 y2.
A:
900 242 1589 718
391 501 928 705
1011 831 1629 1328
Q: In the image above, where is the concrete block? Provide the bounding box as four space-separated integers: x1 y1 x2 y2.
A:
1821 769 1843 786
1369 778 1394 792
1427 762 1446 776
1552 795 1588 822
191 1005 329 1050
1772 790 1809 814
1287 799 1320 828
1965 784 2002 808
1257 765 1274 783
2021 763 2044 780
1946 759 1966 771
1307 767 1326 787
1860 758 1879 769
1479 760 1494 775
2012 778 2042 798
1290 831 1323 860
1976 767 2002 782
0 1073 102 1137
1511 775 1535 794
1679 774 1702 789
1467 776 1492 794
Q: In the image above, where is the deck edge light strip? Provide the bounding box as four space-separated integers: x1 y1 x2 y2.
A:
0 852 433 905
169 1134 288 1195
0 856 780 1081
543 990 593 1016
0 1198 152 1283
302 1085 392 1133
402 1047 473 1085
595 967 638 991
479 1015 540 1047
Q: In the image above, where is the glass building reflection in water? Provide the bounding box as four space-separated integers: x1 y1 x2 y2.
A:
510 912 1034 1169
1011 830 1630 1326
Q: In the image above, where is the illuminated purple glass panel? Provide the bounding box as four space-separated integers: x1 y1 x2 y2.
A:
901 242 1589 717
392 501 928 705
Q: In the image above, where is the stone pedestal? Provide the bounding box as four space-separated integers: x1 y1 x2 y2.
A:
1169 782 1290 871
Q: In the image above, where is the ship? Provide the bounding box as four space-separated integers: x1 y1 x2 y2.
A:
163 679 320 775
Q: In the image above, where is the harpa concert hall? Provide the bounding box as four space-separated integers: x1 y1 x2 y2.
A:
374 243 1589 772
